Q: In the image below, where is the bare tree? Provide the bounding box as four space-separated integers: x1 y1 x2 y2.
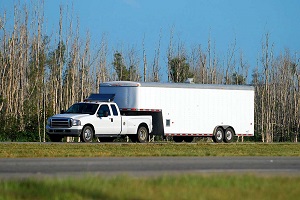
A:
96 34 108 90
126 46 140 81
261 32 274 142
225 38 237 84
142 34 147 82
167 27 174 82
150 30 162 82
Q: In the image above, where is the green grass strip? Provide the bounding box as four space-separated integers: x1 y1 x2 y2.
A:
1 174 300 200
0 143 300 158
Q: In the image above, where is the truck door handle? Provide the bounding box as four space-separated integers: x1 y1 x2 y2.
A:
109 118 113 122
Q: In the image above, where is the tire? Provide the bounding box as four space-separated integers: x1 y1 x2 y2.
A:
184 136 194 143
224 127 235 143
213 127 224 143
81 126 94 143
173 136 184 143
49 135 63 142
137 125 148 143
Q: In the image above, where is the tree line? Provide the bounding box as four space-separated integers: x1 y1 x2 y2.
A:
0 2 299 142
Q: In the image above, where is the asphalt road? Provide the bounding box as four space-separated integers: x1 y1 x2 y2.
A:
1 157 300 179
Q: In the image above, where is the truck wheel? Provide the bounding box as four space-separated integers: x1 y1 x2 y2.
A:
184 136 194 143
81 126 94 143
213 127 224 143
173 136 184 143
224 127 235 143
137 126 148 143
49 135 63 142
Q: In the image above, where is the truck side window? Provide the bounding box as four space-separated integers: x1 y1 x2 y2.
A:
97 104 111 117
111 105 119 116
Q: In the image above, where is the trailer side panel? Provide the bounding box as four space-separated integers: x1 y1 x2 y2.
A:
99 81 254 137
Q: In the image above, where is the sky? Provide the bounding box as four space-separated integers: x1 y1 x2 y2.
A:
1 0 300 82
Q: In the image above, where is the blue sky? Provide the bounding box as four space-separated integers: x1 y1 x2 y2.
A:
1 0 300 82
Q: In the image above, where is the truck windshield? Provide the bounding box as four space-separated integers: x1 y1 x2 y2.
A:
65 103 99 115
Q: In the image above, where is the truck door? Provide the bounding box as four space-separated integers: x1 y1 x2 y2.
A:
94 104 117 135
94 104 113 134
110 104 122 134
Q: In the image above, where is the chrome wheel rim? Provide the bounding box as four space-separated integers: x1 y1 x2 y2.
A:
84 128 92 141
139 128 147 141
226 130 232 140
216 130 223 141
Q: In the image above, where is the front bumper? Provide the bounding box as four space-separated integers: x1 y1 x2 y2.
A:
46 126 82 137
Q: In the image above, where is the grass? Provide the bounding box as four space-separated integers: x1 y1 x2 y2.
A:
0 142 300 158
1 174 300 200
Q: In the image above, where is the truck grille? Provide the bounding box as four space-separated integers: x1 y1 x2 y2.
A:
51 118 71 128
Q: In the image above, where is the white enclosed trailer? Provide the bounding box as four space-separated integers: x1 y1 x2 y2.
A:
99 81 254 143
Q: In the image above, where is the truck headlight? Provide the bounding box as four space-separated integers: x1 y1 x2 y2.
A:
71 119 81 126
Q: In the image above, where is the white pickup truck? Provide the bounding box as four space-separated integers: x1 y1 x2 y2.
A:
46 94 152 143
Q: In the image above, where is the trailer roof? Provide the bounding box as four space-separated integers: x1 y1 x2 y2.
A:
100 81 254 91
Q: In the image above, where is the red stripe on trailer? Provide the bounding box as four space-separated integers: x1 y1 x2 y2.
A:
165 133 214 136
120 108 162 112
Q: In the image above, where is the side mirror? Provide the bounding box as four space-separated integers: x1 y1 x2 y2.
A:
60 110 65 114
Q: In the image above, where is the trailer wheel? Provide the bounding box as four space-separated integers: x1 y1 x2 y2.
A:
81 126 94 143
213 127 224 143
173 136 184 143
224 127 235 143
49 135 63 142
184 136 194 143
137 125 148 143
